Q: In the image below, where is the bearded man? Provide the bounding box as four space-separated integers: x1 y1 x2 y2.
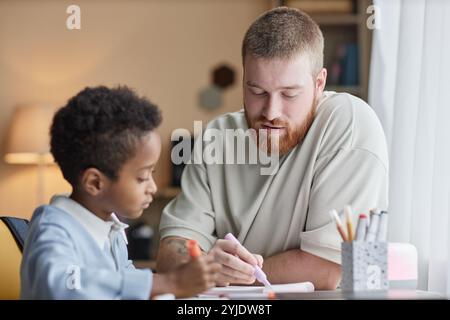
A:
156 7 388 290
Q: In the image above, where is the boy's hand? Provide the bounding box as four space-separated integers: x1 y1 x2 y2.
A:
169 255 221 298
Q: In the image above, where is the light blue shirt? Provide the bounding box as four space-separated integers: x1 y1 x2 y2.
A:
20 195 152 299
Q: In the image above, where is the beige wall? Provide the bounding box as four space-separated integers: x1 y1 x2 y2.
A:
0 0 271 218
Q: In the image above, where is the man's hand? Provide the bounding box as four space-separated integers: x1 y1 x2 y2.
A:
157 236 263 287
207 239 263 286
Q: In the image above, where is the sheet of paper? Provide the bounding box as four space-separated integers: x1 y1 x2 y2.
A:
200 281 314 297
202 286 262 296
263 282 314 293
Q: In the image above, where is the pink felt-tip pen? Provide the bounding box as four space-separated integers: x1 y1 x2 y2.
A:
224 233 273 290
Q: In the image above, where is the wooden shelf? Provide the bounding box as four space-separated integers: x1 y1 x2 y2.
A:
326 85 361 96
280 0 372 101
311 14 361 25
285 0 355 15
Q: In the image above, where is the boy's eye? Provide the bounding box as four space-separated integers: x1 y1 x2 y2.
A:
137 177 149 183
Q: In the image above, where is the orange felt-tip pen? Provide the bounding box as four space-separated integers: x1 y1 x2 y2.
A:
187 239 202 258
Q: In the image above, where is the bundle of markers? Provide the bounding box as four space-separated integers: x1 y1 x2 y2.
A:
330 206 388 242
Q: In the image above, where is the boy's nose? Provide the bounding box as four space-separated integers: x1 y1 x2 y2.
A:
147 179 157 195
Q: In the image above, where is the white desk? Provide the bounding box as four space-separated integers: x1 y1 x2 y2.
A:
276 289 444 300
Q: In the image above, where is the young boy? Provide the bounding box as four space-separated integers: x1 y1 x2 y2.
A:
20 86 220 299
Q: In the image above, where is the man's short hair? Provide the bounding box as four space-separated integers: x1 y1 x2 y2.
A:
242 7 324 76
50 85 162 186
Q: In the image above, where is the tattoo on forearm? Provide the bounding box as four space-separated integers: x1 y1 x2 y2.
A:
166 238 188 256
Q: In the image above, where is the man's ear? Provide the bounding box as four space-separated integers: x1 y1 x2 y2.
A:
79 168 108 196
315 68 327 95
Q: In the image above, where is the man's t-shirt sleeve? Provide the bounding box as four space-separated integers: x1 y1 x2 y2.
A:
300 148 389 264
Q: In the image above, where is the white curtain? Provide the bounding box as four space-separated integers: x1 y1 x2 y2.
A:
369 0 450 297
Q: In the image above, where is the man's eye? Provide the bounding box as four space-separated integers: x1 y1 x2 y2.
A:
137 178 149 183
282 92 298 99
252 90 266 96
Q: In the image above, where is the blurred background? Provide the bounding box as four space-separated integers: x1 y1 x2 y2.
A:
2 0 450 297
0 0 372 261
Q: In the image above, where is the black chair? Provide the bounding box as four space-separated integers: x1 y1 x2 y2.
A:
0 216 29 299
0 216 29 251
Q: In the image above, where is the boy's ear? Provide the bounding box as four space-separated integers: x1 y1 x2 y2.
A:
80 168 109 196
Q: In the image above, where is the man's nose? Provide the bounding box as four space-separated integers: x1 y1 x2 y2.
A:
262 95 282 121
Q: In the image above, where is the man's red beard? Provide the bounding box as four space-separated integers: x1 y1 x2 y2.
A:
245 99 317 156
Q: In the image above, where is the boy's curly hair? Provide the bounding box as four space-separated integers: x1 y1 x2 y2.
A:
50 85 162 186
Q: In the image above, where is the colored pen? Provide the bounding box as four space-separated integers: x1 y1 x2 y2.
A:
366 210 381 242
354 213 368 241
376 211 388 241
329 209 348 242
344 205 354 241
222 292 276 300
224 233 273 290
187 239 202 258
368 208 381 226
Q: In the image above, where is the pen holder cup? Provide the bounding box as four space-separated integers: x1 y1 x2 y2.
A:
341 241 389 292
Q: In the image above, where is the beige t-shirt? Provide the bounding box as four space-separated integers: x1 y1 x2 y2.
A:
159 91 389 264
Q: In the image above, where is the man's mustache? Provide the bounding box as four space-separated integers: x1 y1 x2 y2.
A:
255 117 289 128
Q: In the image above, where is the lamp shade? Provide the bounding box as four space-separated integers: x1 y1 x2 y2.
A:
4 104 57 164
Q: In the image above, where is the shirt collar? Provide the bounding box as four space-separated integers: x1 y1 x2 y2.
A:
50 194 128 250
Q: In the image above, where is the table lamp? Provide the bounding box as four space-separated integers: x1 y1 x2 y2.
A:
4 104 57 204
